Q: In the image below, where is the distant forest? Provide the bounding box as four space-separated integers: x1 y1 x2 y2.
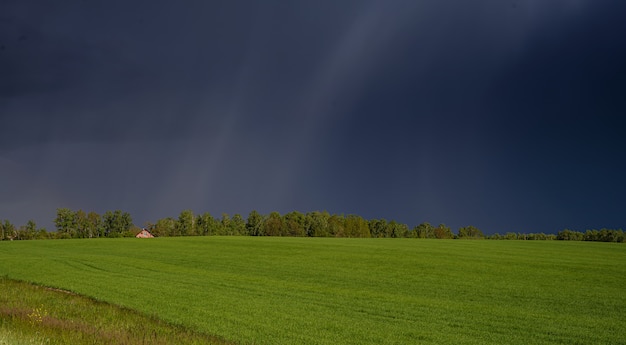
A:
1 208 624 242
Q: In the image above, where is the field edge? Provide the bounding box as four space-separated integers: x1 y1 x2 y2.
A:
0 276 236 345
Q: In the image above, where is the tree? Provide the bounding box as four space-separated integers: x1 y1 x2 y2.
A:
327 214 345 237
412 222 435 238
102 211 114 237
120 211 133 234
15 220 38 240
368 219 388 238
433 224 454 239
87 211 102 238
103 210 133 237
284 211 306 237
457 225 485 239
15 226 26 240
344 215 370 238
388 221 408 238
218 213 231 235
197 212 218 236
582 229 598 241
246 210 264 236
557 229 583 241
307 211 330 237
74 210 89 238
0 220 15 240
55 208 76 238
177 210 196 236
504 232 517 240
263 212 284 236
25 220 37 240
152 217 176 237
36 227 49 240
230 214 246 235
489 233 502 240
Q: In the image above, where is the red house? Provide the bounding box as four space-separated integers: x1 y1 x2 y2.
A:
135 229 154 238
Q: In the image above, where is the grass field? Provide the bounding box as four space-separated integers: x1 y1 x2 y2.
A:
0 237 624 344
0 278 231 345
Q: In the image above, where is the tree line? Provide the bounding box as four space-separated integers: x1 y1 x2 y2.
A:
0 208 136 240
0 208 623 242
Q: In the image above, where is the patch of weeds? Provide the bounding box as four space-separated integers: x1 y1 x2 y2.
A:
27 305 48 327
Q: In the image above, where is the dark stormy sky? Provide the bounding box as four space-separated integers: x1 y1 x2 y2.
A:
1 0 625 234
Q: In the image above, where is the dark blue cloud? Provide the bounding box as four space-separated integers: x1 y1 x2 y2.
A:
1 0 624 233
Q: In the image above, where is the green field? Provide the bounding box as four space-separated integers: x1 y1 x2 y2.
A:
0 237 624 344
0 277 230 345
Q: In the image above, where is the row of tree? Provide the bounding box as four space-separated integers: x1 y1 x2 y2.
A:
54 208 134 238
1 209 623 242
0 208 136 241
149 210 421 238
0 219 48 241
556 229 625 242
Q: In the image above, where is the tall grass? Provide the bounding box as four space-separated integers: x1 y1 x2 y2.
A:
0 237 624 344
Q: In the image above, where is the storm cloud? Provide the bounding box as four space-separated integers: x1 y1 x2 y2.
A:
1 0 625 233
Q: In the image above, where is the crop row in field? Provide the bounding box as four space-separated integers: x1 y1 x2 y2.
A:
0 237 624 344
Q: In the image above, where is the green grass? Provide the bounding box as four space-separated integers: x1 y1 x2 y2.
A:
0 278 232 345
0 237 624 344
